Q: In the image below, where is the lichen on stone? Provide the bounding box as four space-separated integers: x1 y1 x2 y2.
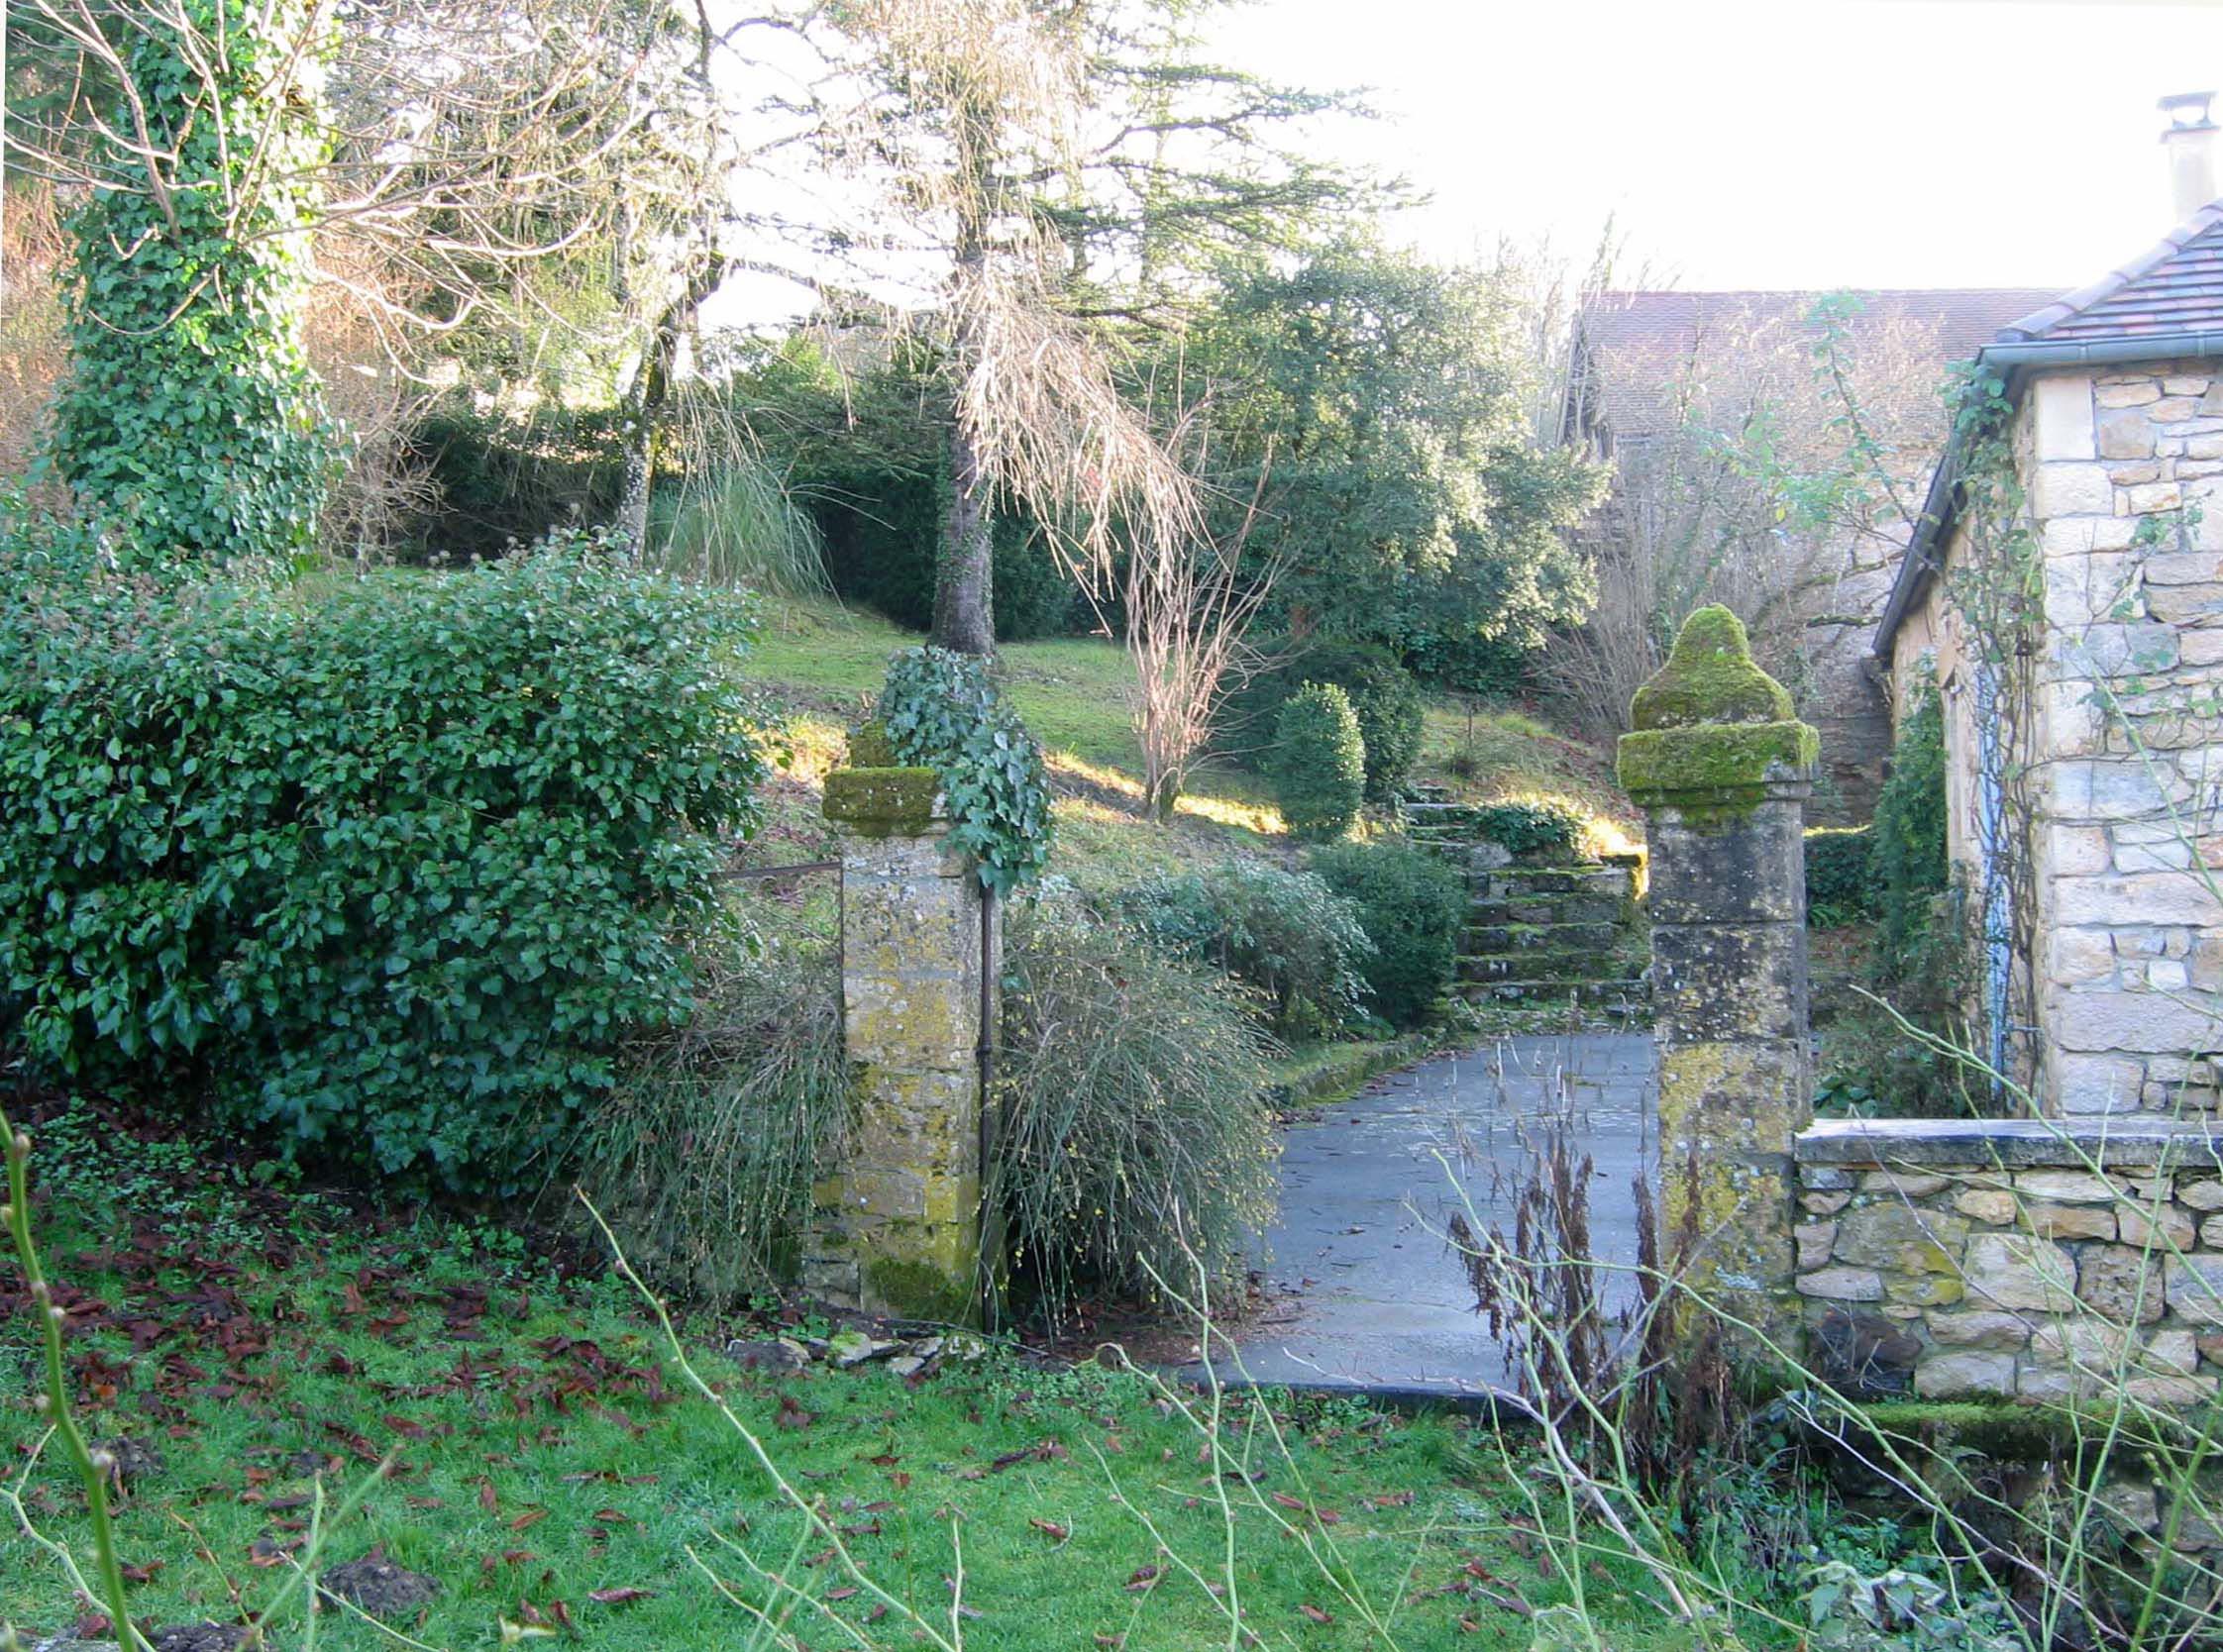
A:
824 765 941 837
1630 605 1796 730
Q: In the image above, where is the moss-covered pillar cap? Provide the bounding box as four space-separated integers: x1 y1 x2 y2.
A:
1616 606 1818 809
823 721 944 838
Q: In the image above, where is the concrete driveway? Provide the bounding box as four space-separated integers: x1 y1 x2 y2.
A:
1208 1033 1657 1397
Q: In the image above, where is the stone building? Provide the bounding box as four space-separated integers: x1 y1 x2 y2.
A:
1875 95 2223 1117
1564 285 2056 820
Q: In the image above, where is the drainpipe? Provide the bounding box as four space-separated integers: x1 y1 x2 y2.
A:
1971 660 2013 1102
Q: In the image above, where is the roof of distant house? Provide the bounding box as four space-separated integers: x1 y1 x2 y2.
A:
1568 288 2065 443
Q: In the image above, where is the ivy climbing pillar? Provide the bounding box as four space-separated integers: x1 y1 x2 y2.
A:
808 731 995 1324
1617 607 1819 1354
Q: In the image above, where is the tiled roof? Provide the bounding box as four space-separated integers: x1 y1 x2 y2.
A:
1997 205 2223 344
1571 288 2064 441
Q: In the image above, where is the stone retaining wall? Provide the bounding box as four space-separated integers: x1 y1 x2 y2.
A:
1794 1118 2223 1401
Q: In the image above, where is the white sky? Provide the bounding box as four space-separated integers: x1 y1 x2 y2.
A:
1209 0 2223 293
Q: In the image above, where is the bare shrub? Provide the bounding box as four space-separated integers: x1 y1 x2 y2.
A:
0 186 66 491
1548 299 1950 741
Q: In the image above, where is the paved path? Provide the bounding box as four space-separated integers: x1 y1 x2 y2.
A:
1213 1033 1656 1397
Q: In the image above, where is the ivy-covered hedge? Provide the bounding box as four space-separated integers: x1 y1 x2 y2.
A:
0 529 768 1187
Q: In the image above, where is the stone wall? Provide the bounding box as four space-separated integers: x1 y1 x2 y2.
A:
2026 363 2223 1116
1893 359 2223 1115
1794 1118 2223 1402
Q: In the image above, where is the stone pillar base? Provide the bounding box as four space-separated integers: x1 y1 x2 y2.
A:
810 764 995 1323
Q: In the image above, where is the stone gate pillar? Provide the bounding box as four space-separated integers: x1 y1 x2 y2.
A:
1617 607 1818 1353
806 731 994 1324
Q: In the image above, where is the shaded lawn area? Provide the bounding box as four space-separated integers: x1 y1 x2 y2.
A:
0 1123 1690 1652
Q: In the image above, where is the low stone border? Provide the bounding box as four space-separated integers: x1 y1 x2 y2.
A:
1799 1116 2223 1169
1791 1115 2223 1402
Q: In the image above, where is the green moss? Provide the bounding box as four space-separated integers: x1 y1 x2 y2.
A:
864 1256 978 1324
846 719 897 768
1629 605 1795 730
1849 1400 2119 1464
1616 720 1819 804
823 766 940 836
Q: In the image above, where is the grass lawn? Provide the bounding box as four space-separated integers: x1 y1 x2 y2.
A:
0 1113 1695 1652
739 597 1635 886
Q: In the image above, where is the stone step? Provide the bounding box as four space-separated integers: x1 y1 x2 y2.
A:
1476 866 1629 899
1458 978 1647 1007
1463 919 1623 955
1468 893 1626 928
1457 949 1603 983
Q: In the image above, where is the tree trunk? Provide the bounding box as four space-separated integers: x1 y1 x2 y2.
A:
614 245 726 559
932 414 997 655
929 100 997 656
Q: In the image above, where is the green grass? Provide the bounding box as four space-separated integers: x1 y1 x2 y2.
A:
0 1123 1694 1652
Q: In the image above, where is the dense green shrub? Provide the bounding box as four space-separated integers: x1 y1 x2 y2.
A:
403 400 626 564
574 934 854 1305
1113 860 1372 1038
993 898 1276 1320
1470 799 1585 862
1805 826 1876 927
1309 840 1467 1029
1223 643 1425 801
1870 685 1951 982
0 529 768 1187
1308 646 1425 801
52 0 332 564
1815 684 1971 1117
1269 681 1366 841
876 647 1052 892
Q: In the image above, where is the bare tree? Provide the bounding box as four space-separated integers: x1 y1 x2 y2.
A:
1546 298 1950 744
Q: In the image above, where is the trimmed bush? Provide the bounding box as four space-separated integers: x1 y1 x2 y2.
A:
1805 826 1875 927
1269 681 1366 841
1224 642 1426 801
1313 646 1426 802
1112 860 1372 1038
993 898 1277 1321
1310 840 1467 1029
0 529 768 1188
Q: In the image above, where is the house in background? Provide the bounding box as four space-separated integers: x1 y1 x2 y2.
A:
1876 93 2223 1117
1564 285 2057 820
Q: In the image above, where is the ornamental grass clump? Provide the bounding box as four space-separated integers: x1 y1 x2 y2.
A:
572 932 854 1307
992 898 1277 1324
0 527 768 1189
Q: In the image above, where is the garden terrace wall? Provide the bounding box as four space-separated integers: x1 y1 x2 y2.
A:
1794 1118 2223 1401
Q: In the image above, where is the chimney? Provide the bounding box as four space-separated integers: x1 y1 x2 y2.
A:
2162 91 2220 221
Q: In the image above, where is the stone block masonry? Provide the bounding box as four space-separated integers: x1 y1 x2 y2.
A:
1620 606 1818 1350
1795 1117 2223 1402
807 766 995 1323
2016 361 2223 1116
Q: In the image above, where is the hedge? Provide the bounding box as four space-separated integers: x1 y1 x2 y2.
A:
0 527 768 1188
